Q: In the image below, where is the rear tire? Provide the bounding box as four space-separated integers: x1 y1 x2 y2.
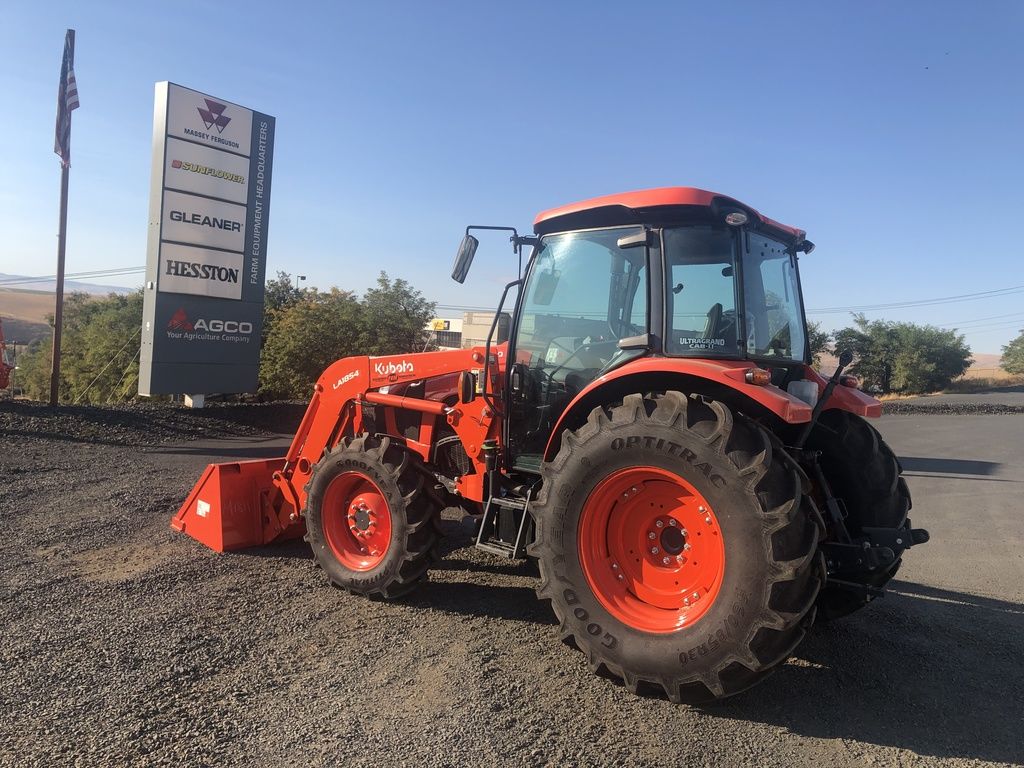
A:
807 409 911 620
529 392 824 703
304 435 441 599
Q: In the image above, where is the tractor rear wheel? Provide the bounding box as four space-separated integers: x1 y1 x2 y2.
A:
806 409 912 620
304 435 441 599
529 392 824 703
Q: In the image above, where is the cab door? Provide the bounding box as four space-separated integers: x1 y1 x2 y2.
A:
505 226 649 471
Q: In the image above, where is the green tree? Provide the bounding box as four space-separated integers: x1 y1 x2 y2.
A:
357 272 436 356
806 320 832 367
259 288 363 399
1001 329 1024 375
262 271 308 345
834 313 971 394
18 291 144 404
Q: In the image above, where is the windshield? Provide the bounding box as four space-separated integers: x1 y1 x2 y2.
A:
508 226 648 463
515 227 647 372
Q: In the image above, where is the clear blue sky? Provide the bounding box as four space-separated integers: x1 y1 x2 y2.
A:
1 1 1022 355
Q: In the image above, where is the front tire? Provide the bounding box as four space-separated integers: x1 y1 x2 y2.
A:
304 435 441 599
529 392 824 703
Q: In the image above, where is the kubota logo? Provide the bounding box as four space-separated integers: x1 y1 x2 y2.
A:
373 360 414 377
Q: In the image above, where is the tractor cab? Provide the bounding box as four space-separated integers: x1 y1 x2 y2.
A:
456 187 817 468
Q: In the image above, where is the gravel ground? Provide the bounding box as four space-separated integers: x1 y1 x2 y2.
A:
1 401 1022 767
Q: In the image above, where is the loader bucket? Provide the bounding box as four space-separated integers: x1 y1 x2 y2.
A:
171 458 304 552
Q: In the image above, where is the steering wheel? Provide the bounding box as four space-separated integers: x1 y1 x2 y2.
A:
540 338 618 400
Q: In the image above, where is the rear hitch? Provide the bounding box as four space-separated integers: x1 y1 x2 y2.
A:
822 518 930 580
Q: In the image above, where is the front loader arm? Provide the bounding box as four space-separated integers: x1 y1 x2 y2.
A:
269 347 505 530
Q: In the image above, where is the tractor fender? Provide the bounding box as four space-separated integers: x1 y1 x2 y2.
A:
802 367 884 418
542 358 814 462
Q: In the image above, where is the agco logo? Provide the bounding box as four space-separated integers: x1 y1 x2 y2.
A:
167 309 253 335
167 308 194 332
197 99 231 133
373 360 414 378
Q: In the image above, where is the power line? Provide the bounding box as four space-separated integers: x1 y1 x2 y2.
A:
806 285 1024 314
0 266 145 287
941 311 1024 327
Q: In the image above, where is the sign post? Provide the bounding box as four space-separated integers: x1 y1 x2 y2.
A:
139 82 275 400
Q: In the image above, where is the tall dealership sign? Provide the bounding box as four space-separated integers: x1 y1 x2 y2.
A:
139 82 274 395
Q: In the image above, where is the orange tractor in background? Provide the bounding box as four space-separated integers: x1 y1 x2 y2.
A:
173 187 928 702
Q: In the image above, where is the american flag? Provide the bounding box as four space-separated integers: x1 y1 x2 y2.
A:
54 29 79 167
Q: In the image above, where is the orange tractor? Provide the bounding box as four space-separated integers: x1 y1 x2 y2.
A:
174 187 928 702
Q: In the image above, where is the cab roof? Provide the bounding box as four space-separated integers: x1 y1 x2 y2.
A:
533 186 805 243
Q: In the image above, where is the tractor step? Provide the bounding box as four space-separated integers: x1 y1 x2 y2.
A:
475 493 532 559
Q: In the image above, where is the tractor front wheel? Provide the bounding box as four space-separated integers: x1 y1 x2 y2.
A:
304 435 441 599
530 392 824 703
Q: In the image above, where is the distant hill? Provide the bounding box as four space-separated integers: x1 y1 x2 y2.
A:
0 279 140 346
0 274 137 296
0 289 55 344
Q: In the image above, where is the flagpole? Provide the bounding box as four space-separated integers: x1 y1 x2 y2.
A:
50 27 77 407
49 162 69 406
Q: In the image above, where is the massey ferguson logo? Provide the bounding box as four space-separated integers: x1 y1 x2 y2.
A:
373 360 414 377
166 309 253 335
197 99 231 133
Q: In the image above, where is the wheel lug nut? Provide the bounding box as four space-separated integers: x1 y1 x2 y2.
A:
650 547 659 555
683 598 690 606
611 563 619 570
683 543 692 551
692 591 700 601
617 574 624 581
704 517 712 525
668 519 677 527
698 505 706 513
662 556 671 565
648 532 656 540
655 520 664 528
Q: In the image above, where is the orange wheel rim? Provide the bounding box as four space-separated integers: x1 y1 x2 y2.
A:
578 466 725 633
322 472 392 571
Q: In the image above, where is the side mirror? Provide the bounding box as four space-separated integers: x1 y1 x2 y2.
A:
451 234 479 284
